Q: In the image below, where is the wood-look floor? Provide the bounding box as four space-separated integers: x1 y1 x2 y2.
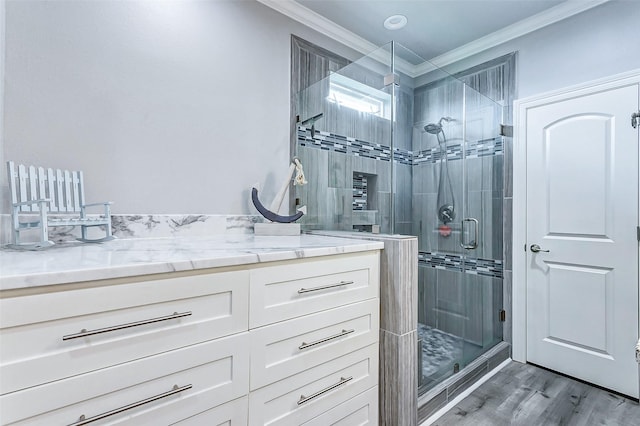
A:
431 361 640 426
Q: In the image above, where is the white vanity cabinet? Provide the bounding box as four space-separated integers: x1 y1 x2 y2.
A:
0 249 380 425
0 270 250 425
248 251 380 425
0 271 249 395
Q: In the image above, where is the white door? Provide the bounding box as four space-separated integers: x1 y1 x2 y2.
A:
526 84 639 398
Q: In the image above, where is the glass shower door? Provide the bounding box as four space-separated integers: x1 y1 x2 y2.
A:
415 66 504 394
459 82 504 368
414 72 468 391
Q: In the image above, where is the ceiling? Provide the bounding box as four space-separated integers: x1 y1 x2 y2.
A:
295 0 564 60
272 0 608 68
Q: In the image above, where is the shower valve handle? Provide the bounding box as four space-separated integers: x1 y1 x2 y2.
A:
530 244 549 253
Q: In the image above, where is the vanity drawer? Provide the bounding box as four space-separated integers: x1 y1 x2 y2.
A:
248 343 378 426
301 387 378 426
0 333 250 425
171 396 248 425
0 270 249 395
249 299 379 390
249 251 379 327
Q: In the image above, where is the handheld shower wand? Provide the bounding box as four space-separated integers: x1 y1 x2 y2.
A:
423 117 453 135
424 117 456 225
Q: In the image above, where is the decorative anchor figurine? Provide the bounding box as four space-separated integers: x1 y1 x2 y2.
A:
251 158 308 223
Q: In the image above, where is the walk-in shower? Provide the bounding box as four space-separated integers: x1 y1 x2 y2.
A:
292 40 508 420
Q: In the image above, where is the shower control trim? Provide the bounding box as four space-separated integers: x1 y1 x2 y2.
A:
438 204 455 224
460 218 479 250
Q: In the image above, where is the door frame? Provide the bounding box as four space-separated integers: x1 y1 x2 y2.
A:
512 69 640 363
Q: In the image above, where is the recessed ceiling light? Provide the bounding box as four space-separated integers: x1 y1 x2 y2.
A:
384 14 407 30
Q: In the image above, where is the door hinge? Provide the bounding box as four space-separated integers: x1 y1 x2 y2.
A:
632 111 640 129
500 124 514 137
499 309 506 322
384 73 400 87
637 226 640 242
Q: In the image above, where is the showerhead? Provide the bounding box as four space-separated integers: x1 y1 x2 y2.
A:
424 116 454 134
424 123 442 134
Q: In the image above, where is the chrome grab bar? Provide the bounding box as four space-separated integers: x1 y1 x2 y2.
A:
460 218 479 250
298 281 354 294
297 376 353 405
62 311 192 341
68 384 192 425
299 329 355 350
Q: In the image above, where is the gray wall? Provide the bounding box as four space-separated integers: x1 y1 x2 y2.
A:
4 0 637 216
0 0 362 215
430 0 640 99
0 0 5 205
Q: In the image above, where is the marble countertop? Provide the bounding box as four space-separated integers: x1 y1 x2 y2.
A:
0 234 383 291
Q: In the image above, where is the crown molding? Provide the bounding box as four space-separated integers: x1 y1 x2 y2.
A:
258 0 610 77
415 0 610 75
256 0 377 56
256 0 417 75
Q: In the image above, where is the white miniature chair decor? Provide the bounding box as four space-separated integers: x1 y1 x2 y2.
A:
6 161 114 249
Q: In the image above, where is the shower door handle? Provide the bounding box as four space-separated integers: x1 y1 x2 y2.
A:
460 218 479 250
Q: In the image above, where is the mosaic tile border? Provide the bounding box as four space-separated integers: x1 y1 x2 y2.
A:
413 137 504 164
418 250 503 279
298 126 413 165
297 126 502 165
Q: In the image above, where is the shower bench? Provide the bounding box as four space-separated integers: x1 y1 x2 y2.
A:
6 161 113 249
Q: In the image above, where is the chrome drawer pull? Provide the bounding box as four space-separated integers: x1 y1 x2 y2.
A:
298 280 354 294
299 329 355 350
68 384 192 425
298 376 353 405
62 311 192 341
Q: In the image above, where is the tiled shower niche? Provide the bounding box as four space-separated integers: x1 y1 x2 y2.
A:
352 173 369 210
353 173 380 233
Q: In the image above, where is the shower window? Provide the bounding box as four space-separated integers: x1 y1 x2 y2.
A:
327 73 391 119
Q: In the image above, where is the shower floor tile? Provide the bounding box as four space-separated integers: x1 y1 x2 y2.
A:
417 323 486 390
418 323 463 378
